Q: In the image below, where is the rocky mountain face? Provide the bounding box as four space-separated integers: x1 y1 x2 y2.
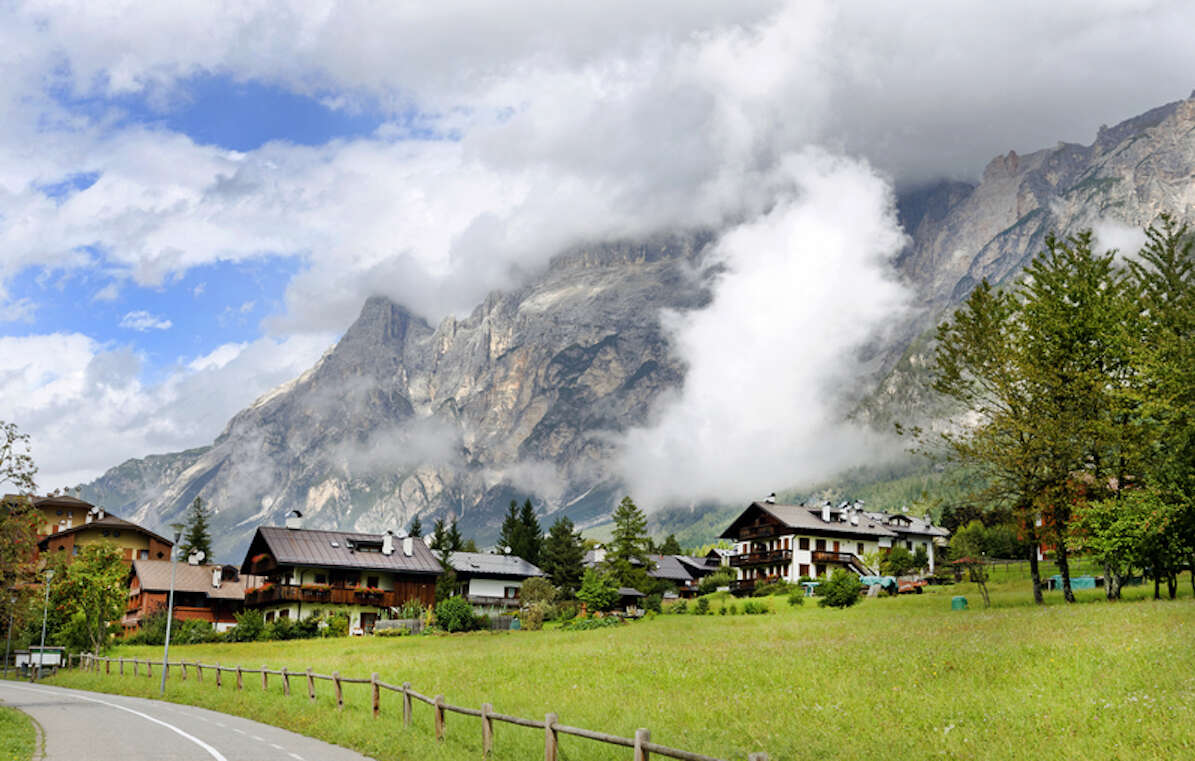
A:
78 95 1195 561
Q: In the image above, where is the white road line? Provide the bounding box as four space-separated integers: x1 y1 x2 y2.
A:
288 753 304 761
250 735 264 742
269 743 284 750
2 683 228 761
231 727 246 735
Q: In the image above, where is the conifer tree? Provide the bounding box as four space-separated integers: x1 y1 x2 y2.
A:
497 501 520 554
542 516 585 596
516 498 542 565
604 496 654 590
179 497 212 561
408 515 422 538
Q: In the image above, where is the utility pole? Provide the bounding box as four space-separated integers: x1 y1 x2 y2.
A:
35 569 53 681
159 524 184 696
3 593 15 679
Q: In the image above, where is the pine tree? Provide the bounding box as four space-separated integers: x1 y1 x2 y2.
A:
542 516 585 596
516 498 542 565
408 515 422 538
497 501 520 555
446 519 463 552
179 497 213 561
429 517 448 551
604 496 654 590
659 534 683 555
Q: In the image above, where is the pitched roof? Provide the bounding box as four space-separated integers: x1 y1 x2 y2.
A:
37 513 174 548
130 560 246 599
647 554 694 582
865 512 951 538
243 526 441 575
448 551 545 579
719 502 899 540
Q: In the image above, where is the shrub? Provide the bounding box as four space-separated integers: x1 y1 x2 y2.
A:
396 599 426 620
374 626 411 637
753 579 797 597
556 600 580 622
175 617 219 644
228 609 265 642
643 593 662 613
435 596 482 633
561 616 623 631
265 617 299 641
728 602 738 615
698 568 737 595
819 569 863 609
787 591 805 607
320 612 350 638
576 568 619 612
694 597 710 615
520 577 557 607
671 600 688 614
518 602 549 631
718 606 727 615
741 600 770 614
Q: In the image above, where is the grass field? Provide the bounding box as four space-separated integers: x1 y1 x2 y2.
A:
47 575 1195 761
0 705 38 761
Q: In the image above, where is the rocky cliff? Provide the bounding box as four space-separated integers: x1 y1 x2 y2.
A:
78 95 1195 560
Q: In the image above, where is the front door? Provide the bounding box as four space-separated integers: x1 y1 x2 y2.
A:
360 612 378 634
833 541 840 552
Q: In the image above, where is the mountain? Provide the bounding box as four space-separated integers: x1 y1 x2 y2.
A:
78 94 1195 561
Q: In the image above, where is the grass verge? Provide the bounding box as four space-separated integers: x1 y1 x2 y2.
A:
0 705 38 761
47 576 1195 761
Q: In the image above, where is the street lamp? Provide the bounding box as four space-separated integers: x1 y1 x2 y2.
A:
159 523 185 696
3 593 15 679
36 569 53 681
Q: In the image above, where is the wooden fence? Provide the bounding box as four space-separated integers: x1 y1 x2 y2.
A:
73 653 768 761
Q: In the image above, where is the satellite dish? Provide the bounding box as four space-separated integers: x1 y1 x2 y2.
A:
188 550 206 565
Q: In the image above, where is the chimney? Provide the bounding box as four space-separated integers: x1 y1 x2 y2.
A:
402 536 414 557
212 568 221 588
765 492 776 504
382 530 395 556
851 514 859 526
97 508 104 520
822 502 831 523
85 511 93 524
285 510 303 530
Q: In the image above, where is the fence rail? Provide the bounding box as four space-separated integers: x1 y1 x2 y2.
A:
76 653 767 761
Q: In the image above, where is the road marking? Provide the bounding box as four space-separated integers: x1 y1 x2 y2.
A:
250 734 265 742
269 742 284 750
288 753 304 761
2 683 229 761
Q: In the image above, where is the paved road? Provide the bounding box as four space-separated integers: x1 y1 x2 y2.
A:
0 681 377 761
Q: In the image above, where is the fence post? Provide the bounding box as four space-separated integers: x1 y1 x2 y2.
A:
371 673 380 718
196 662 203 683
261 665 268 691
333 672 343 711
281 667 290 697
105 658 110 675
181 662 187 681
146 659 152 679
402 682 412 727
306 668 315 703
215 663 222 688
434 695 445 741
481 702 493 757
133 658 138 677
634 728 650 761
545 713 559 761
236 666 243 690
119 657 124 676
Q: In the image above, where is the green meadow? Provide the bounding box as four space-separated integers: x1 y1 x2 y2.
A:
0 705 38 761
46 575 1195 761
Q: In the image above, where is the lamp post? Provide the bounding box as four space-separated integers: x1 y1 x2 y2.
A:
3 593 15 679
36 569 53 681
159 524 185 696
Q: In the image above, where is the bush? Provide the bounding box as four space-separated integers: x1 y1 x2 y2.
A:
698 568 737 595
718 605 727 615
576 568 619 613
643 593 662 613
555 600 579 622
671 600 688 614
520 577 557 607
175 617 219 644
882 546 917 576
728 602 738 615
518 602 549 631
374 626 411 637
396 599 427 620
741 600 769 615
435 596 482 633
265 617 299 641
787 591 805 607
694 597 710 615
561 616 623 631
819 569 863 609
228 609 265 642
319 612 350 638
753 579 797 597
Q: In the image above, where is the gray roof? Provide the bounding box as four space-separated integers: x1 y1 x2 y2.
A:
647 554 694 582
448 551 545 579
243 526 442 575
720 502 900 540
618 587 645 597
130 560 246 600
865 512 951 538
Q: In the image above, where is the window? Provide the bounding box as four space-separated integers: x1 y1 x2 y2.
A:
138 550 149 560
783 537 790 550
799 564 810 576
72 545 79 556
798 537 810 550
102 530 110 537
266 611 275 622
505 586 520 599
113 530 121 537
815 539 826 551
279 609 290 619
906 541 913 551
314 574 327 585
366 576 379 589
57 545 65 552
813 564 822 577
857 543 865 555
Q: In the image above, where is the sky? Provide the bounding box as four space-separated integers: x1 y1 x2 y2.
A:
2 0 1195 495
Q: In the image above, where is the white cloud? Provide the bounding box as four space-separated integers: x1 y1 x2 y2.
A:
119 310 173 331
0 332 334 488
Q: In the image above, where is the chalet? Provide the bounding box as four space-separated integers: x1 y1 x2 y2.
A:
582 550 716 597
33 508 173 565
239 518 440 634
862 509 950 571
719 499 899 595
124 560 248 634
447 552 545 611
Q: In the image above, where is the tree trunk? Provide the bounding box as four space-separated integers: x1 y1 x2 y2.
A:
1026 525 1044 604
1167 572 1177 600
1153 562 1161 600
1055 529 1075 604
1189 554 1195 596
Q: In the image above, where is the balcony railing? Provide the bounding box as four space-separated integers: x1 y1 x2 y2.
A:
811 551 856 565
729 549 792 567
466 595 521 609
729 575 781 594
245 585 399 608
736 525 783 541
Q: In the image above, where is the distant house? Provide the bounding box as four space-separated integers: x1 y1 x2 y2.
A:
239 519 440 634
4 493 175 566
124 560 247 633
720 499 952 594
582 550 717 598
447 551 545 611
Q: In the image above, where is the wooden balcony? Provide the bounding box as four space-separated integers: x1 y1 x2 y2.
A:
245 585 398 608
466 595 521 609
730 575 781 594
730 549 792 567
736 525 782 541
811 551 855 564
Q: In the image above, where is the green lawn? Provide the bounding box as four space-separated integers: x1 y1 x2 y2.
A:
47 576 1195 761
0 705 38 761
